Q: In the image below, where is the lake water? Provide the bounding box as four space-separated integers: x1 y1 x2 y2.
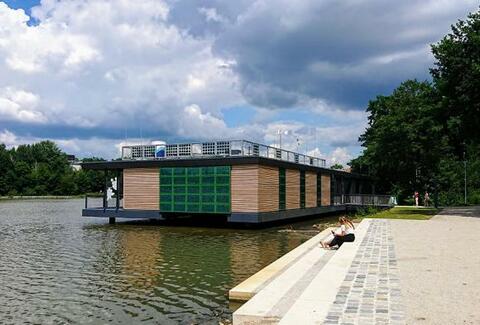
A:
0 199 334 324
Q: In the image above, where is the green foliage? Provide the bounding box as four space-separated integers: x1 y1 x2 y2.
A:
362 207 439 220
354 206 380 217
330 163 344 170
0 141 106 196
351 8 480 206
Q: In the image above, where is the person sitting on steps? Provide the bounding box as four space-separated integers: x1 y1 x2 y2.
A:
320 216 355 249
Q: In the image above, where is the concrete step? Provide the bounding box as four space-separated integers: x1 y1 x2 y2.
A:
229 227 334 301
232 219 372 325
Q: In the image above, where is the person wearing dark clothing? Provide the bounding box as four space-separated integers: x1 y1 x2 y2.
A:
322 216 355 248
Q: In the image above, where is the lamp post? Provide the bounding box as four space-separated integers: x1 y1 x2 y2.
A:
464 149 467 205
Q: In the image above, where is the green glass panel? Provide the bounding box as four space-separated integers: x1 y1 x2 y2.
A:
215 166 230 175
174 186 186 194
201 194 215 203
160 194 172 202
160 175 172 184
174 203 186 211
187 186 200 194
300 171 306 208
174 177 186 185
160 202 173 211
216 176 230 185
160 168 173 176
279 168 286 210
187 168 200 176
216 185 229 194
173 168 186 176
201 167 215 175
174 194 186 202
188 176 200 185
201 176 215 184
216 195 230 204
317 173 322 207
159 166 230 214
201 204 215 213
190 195 201 203
160 184 172 193
187 204 200 212
202 186 215 194
215 204 230 213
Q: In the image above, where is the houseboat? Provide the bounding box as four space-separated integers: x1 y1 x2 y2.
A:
81 140 389 224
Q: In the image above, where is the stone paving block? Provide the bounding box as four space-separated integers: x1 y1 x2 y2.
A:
322 220 406 325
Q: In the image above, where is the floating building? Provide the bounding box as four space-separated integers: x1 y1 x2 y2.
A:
82 140 390 224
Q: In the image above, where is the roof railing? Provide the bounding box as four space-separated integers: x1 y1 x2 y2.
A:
121 140 327 168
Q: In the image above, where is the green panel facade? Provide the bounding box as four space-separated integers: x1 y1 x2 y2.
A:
300 170 306 209
317 173 322 207
159 166 231 214
279 168 286 210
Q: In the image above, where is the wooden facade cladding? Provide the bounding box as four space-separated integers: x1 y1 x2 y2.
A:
123 168 159 210
305 171 317 208
231 165 259 212
258 165 279 212
231 165 280 213
321 174 331 206
286 169 300 210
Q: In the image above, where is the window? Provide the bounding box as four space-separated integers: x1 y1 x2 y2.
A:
279 168 286 210
317 173 322 206
159 166 231 214
300 170 306 208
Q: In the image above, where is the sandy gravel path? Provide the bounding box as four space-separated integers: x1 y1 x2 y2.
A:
391 207 480 325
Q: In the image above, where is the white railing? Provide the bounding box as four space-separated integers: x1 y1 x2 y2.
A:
121 140 327 168
334 194 394 207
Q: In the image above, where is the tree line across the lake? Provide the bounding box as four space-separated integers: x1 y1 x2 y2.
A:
350 9 480 205
0 141 105 196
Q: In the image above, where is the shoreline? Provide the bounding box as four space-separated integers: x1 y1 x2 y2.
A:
0 195 101 200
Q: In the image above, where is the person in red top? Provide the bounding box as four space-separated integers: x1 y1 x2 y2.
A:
414 191 419 207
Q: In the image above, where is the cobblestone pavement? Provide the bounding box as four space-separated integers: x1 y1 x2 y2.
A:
324 220 405 325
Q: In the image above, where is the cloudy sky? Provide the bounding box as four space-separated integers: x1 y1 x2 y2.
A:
0 0 478 164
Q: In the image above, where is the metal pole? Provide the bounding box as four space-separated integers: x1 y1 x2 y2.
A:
116 170 120 212
103 169 107 212
464 158 467 205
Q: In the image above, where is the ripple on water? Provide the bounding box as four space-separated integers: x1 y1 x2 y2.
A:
0 199 320 324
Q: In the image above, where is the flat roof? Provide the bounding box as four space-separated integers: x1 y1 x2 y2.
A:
81 156 371 179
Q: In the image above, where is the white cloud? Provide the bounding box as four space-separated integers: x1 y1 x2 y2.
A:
0 0 476 166
0 129 17 147
0 0 242 134
326 147 353 167
0 87 46 123
199 7 228 24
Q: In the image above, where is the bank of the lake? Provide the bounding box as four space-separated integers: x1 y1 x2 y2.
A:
0 199 335 324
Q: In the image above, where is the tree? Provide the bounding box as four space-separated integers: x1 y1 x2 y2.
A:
0 144 14 195
351 8 480 205
350 80 444 200
431 10 480 153
330 163 344 170
0 140 107 196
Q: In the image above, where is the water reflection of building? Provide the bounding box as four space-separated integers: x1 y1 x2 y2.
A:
120 229 162 289
228 233 306 286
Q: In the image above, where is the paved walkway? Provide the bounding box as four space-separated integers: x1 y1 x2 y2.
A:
233 207 480 324
233 219 406 324
324 220 404 325
391 206 480 325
